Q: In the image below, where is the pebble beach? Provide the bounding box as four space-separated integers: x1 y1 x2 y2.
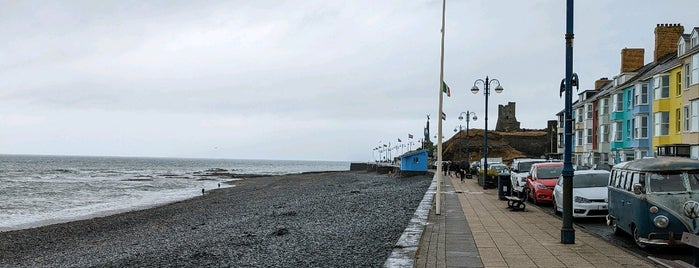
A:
0 171 431 267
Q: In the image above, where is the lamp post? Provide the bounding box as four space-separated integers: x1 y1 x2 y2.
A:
561 0 576 244
471 77 503 190
459 111 477 163
454 125 464 160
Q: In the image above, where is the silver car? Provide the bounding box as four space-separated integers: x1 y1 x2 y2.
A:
552 170 610 218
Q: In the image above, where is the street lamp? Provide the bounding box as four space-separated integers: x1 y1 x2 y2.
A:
471 76 503 190
458 111 477 163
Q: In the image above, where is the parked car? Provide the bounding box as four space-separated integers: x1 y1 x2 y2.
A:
607 157 699 249
509 158 548 195
488 163 509 175
552 170 610 218
526 162 564 204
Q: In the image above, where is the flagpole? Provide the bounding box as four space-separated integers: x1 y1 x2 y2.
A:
436 0 446 215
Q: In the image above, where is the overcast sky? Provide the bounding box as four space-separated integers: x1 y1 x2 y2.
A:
1 1 698 161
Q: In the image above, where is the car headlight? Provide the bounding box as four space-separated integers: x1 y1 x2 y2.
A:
574 196 591 203
536 184 547 189
653 215 669 228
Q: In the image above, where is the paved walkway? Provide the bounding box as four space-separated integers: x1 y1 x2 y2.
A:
413 173 656 268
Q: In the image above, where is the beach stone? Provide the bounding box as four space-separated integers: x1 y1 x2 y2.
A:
0 171 431 267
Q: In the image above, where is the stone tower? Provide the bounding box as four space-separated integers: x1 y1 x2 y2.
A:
496 102 520 132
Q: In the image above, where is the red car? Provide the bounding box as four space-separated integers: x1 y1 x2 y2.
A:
526 162 564 204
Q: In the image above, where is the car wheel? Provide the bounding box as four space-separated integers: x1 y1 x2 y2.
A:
530 189 538 205
551 196 560 215
632 225 647 249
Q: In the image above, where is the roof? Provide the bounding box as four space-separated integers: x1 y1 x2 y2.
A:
400 149 428 158
512 158 548 163
532 162 563 168
614 54 673 89
587 79 615 102
612 157 699 171
573 169 610 175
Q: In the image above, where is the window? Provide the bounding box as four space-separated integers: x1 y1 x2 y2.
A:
634 84 648 105
654 112 670 136
577 108 583 122
558 133 563 148
614 93 623 112
627 91 633 109
686 63 692 89
693 32 699 47
623 170 634 189
649 172 686 192
614 122 622 141
601 98 609 115
692 99 699 132
600 124 609 142
627 120 632 139
576 130 583 146
676 108 682 133
634 115 648 139
692 54 699 86
654 75 670 99
586 128 592 144
586 104 593 119
635 151 648 160
685 106 691 132
677 72 682 96
679 41 686 56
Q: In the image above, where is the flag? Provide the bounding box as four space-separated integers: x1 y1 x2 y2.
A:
441 111 446 120
398 138 402 142
442 81 451 97
408 133 413 139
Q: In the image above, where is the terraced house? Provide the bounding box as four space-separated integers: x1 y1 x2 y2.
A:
557 24 699 166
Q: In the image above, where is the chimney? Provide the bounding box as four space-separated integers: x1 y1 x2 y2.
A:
620 48 644 73
594 77 610 90
654 23 684 62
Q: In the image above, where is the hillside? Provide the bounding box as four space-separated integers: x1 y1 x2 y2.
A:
442 128 552 164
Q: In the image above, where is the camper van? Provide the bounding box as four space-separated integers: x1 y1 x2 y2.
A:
606 157 699 249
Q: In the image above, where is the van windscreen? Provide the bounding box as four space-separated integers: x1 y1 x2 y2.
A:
648 172 686 192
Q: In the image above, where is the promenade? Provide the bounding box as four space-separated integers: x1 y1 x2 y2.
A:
412 172 655 268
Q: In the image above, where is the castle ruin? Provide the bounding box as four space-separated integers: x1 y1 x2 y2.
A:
496 102 520 132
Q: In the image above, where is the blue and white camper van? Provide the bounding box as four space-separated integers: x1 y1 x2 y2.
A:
606 157 699 248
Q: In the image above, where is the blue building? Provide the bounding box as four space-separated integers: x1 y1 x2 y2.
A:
400 149 429 173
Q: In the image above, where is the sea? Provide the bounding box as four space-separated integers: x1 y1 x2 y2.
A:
0 154 350 232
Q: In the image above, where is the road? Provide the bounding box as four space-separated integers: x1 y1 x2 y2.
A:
532 201 696 265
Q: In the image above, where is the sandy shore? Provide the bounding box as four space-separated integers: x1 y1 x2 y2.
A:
0 171 432 267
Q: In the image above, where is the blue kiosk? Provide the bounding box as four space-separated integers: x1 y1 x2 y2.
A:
399 149 429 177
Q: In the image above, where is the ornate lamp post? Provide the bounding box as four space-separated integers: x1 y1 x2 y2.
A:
561 0 576 244
458 111 477 163
471 77 503 190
